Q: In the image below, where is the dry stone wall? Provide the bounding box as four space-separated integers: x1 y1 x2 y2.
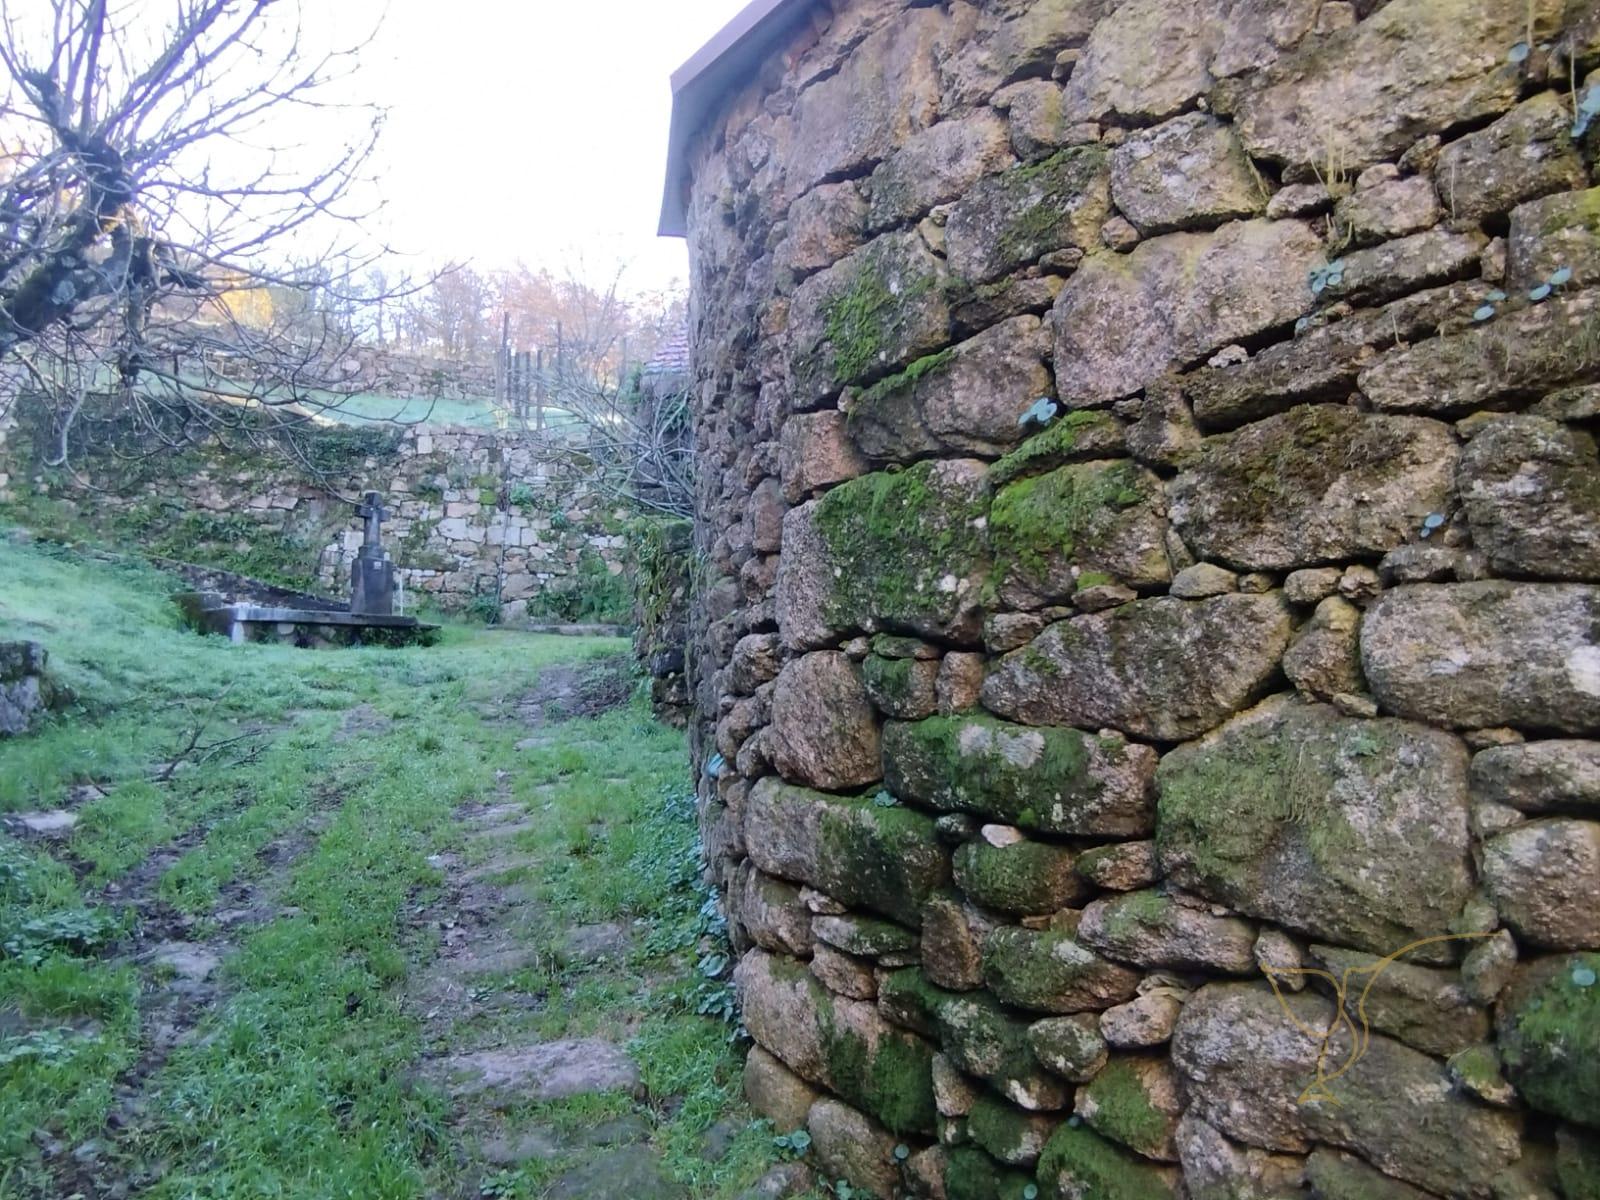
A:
0 408 632 624
679 1 1600 1197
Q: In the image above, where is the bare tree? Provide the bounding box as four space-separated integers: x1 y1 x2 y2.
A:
0 0 418 477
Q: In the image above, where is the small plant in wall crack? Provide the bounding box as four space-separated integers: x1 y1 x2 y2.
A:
771 1128 812 1159
1018 396 1059 428
1573 81 1600 139
1309 259 1346 296
1529 266 1574 303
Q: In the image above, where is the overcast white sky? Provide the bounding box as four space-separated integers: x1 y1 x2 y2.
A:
354 0 752 297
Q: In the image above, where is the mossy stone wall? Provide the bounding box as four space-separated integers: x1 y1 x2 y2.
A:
680 0 1600 1195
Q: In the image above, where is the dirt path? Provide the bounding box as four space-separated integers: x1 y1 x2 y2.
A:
3 775 337 1198
1 534 802 1200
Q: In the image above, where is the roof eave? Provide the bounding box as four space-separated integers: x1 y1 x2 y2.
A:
658 0 816 239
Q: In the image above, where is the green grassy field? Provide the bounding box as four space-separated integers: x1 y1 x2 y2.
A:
313 392 581 432
0 537 800 1199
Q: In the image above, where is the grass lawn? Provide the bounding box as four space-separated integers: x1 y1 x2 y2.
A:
313 392 582 433
0 536 804 1199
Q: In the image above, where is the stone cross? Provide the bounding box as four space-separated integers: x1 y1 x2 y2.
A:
356 490 387 552
350 490 396 617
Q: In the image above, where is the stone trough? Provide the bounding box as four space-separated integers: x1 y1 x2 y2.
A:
175 491 437 648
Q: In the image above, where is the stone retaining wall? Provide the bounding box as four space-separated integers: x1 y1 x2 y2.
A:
678 1 1600 1197
0 407 633 624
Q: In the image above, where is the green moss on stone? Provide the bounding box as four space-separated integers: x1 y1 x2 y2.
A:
817 913 920 957
881 970 1045 1093
823 253 936 386
988 459 1150 592
877 966 947 1038
991 147 1110 271
818 996 938 1137
871 634 930 659
1557 1127 1600 1200
1154 718 1340 901
814 793 948 927
1036 1123 1175 1200
945 1147 1037 1200
812 462 989 632
1155 705 1468 954
1079 1058 1167 1158
857 347 959 410
983 927 1126 1013
863 654 920 707
1096 889 1171 943
953 838 1076 915
1499 952 1600 1127
989 411 1123 488
968 1094 1050 1165
1176 404 1423 551
787 962 936 1138
884 713 1146 837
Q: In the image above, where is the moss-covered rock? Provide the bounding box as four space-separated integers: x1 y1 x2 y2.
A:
1445 1043 1516 1107
1557 1124 1600 1200
1459 414 1600 583
862 652 940 720
1470 739 1600 817
983 927 1141 1015
1078 889 1257 974
777 460 991 649
813 913 921 959
1303 1148 1434 1200
1437 92 1587 225
1497 953 1600 1129
882 713 1156 838
1306 944 1489 1060
1168 405 1459 573
847 316 1053 462
1507 184 1600 295
1172 982 1522 1195
988 459 1171 607
1075 1055 1183 1162
745 777 951 926
788 229 953 402
1036 1123 1180 1200
1027 1014 1108 1083
735 950 937 1137
983 595 1292 741
954 837 1086 916
988 411 1129 489
945 147 1111 284
1156 698 1474 956
944 1146 1037 1200
1359 290 1600 416
879 968 1068 1110
967 1093 1058 1166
